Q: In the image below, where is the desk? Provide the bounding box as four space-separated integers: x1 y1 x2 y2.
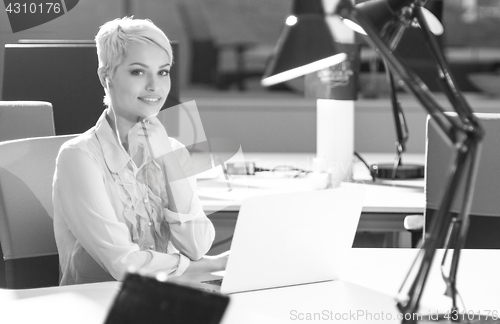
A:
197 153 425 250
2 249 498 323
228 249 500 323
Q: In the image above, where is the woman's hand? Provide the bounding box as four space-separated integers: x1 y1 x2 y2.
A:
184 251 230 275
131 117 172 159
203 250 230 270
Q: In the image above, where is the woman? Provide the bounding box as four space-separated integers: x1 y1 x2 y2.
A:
53 17 227 285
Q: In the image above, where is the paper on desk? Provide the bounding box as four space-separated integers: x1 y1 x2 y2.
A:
196 165 223 180
221 295 290 324
197 176 311 203
3 292 108 324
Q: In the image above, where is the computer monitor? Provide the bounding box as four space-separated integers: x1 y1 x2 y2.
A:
426 113 500 248
1 40 180 136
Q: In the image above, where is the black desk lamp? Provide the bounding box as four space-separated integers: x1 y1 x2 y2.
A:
369 66 426 180
337 0 487 323
350 0 442 180
261 0 347 86
262 0 362 186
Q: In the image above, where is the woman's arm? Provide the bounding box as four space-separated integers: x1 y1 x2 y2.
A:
184 251 230 275
136 118 194 213
54 143 201 280
136 118 216 260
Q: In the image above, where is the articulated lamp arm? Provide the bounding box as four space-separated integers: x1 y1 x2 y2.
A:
336 0 484 322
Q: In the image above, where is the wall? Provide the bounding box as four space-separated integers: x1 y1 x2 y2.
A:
180 92 500 154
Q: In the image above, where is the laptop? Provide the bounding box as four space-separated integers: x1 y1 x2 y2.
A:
169 186 365 294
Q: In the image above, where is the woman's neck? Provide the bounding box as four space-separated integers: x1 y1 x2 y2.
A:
106 109 136 151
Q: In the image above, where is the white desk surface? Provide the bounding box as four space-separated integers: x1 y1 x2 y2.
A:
197 152 425 215
2 248 498 324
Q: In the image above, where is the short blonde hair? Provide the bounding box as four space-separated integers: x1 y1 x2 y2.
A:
95 17 173 106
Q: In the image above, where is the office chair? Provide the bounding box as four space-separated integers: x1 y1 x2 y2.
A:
406 113 500 248
0 134 76 288
0 101 55 141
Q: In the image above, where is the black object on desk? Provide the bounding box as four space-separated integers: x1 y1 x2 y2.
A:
105 273 230 324
369 69 424 180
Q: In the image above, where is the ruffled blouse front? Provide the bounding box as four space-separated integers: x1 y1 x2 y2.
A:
53 109 214 285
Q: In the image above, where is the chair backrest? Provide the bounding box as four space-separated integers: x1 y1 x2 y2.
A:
0 101 55 141
0 134 77 288
425 113 500 248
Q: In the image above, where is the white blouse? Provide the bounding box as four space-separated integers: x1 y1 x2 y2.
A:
52 109 214 285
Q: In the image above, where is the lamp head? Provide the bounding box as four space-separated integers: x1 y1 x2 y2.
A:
340 0 443 50
261 0 347 87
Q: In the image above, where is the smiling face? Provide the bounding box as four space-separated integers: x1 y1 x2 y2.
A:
107 41 171 128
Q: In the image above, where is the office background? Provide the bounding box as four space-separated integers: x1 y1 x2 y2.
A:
1 0 500 292
0 0 289 93
2 0 499 91
2 0 500 155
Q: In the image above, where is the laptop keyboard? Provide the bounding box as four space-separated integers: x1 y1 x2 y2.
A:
201 279 223 286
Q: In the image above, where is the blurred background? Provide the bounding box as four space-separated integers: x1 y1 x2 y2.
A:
1 0 500 155
1 0 500 96
0 0 289 94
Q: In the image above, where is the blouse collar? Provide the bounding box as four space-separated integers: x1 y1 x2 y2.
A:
95 109 131 173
